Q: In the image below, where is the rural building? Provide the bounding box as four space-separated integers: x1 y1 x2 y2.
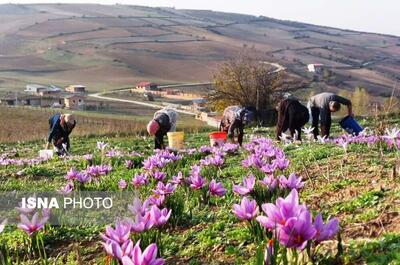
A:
64 95 85 109
25 84 62 96
307 64 324 73
192 98 207 111
65 85 86 93
136 81 159 91
25 84 50 95
0 95 62 107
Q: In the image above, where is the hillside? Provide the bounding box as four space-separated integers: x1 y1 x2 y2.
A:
0 3 399 95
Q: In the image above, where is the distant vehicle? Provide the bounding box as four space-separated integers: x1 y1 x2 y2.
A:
144 92 154 101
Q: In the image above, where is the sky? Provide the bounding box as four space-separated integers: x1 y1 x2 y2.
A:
1 0 399 36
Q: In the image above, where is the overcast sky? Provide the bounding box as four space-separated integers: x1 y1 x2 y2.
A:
2 0 399 36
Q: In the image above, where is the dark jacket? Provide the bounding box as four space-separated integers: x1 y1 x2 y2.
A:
276 99 309 141
154 113 171 149
48 113 75 150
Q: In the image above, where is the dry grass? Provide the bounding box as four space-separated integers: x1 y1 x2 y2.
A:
0 105 207 143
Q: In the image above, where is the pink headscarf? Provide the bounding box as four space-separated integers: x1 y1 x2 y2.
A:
147 120 160 135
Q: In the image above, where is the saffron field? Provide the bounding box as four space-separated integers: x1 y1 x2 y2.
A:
0 117 399 264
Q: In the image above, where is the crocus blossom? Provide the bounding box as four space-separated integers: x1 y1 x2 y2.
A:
121 241 164 265
232 197 259 221
152 182 177 196
209 179 227 197
101 221 131 244
18 212 49 236
119 179 128 190
314 213 340 244
233 175 256 195
188 174 207 190
149 205 171 227
279 173 304 190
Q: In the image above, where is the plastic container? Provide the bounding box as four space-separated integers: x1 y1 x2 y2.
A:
167 132 185 150
39 150 54 159
209 132 227 147
339 115 363 135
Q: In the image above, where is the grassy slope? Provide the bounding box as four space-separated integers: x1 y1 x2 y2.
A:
0 116 399 264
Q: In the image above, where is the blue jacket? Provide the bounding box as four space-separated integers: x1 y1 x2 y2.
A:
48 114 75 149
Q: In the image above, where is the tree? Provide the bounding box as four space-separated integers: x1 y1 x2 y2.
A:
209 48 300 112
351 87 370 115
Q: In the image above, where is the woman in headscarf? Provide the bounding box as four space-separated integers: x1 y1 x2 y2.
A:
147 108 178 149
45 113 76 155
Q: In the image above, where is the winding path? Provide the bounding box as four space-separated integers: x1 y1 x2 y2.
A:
88 62 285 116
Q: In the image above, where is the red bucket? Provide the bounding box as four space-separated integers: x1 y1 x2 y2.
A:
209 132 227 147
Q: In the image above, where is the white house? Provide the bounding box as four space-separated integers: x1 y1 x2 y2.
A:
307 64 324 73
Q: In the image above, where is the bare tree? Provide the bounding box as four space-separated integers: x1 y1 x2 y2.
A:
209 48 302 112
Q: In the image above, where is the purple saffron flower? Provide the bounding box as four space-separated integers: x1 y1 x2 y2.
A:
152 171 166 182
106 149 123 158
58 182 74 195
278 210 316 250
272 158 289 170
261 163 276 174
17 212 49 236
259 175 278 191
232 197 259 221
104 239 134 260
209 179 227 197
188 174 207 190
314 213 340 244
76 172 91 184
233 175 256 195
256 189 306 230
97 141 108 151
129 212 154 233
199 145 213 154
119 179 128 190
152 182 177 196
222 143 239 154
16 202 35 215
83 154 93 161
190 165 202 176
121 241 164 265
279 173 304 190
170 172 184 185
101 221 131 244
128 197 150 217
147 195 166 207
211 155 224 167
125 160 134 169
131 173 148 187
65 168 79 181
149 205 171 227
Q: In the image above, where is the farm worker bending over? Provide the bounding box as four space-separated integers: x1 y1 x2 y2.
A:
308 92 352 139
147 108 178 150
220 106 254 146
276 95 309 141
45 113 76 156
